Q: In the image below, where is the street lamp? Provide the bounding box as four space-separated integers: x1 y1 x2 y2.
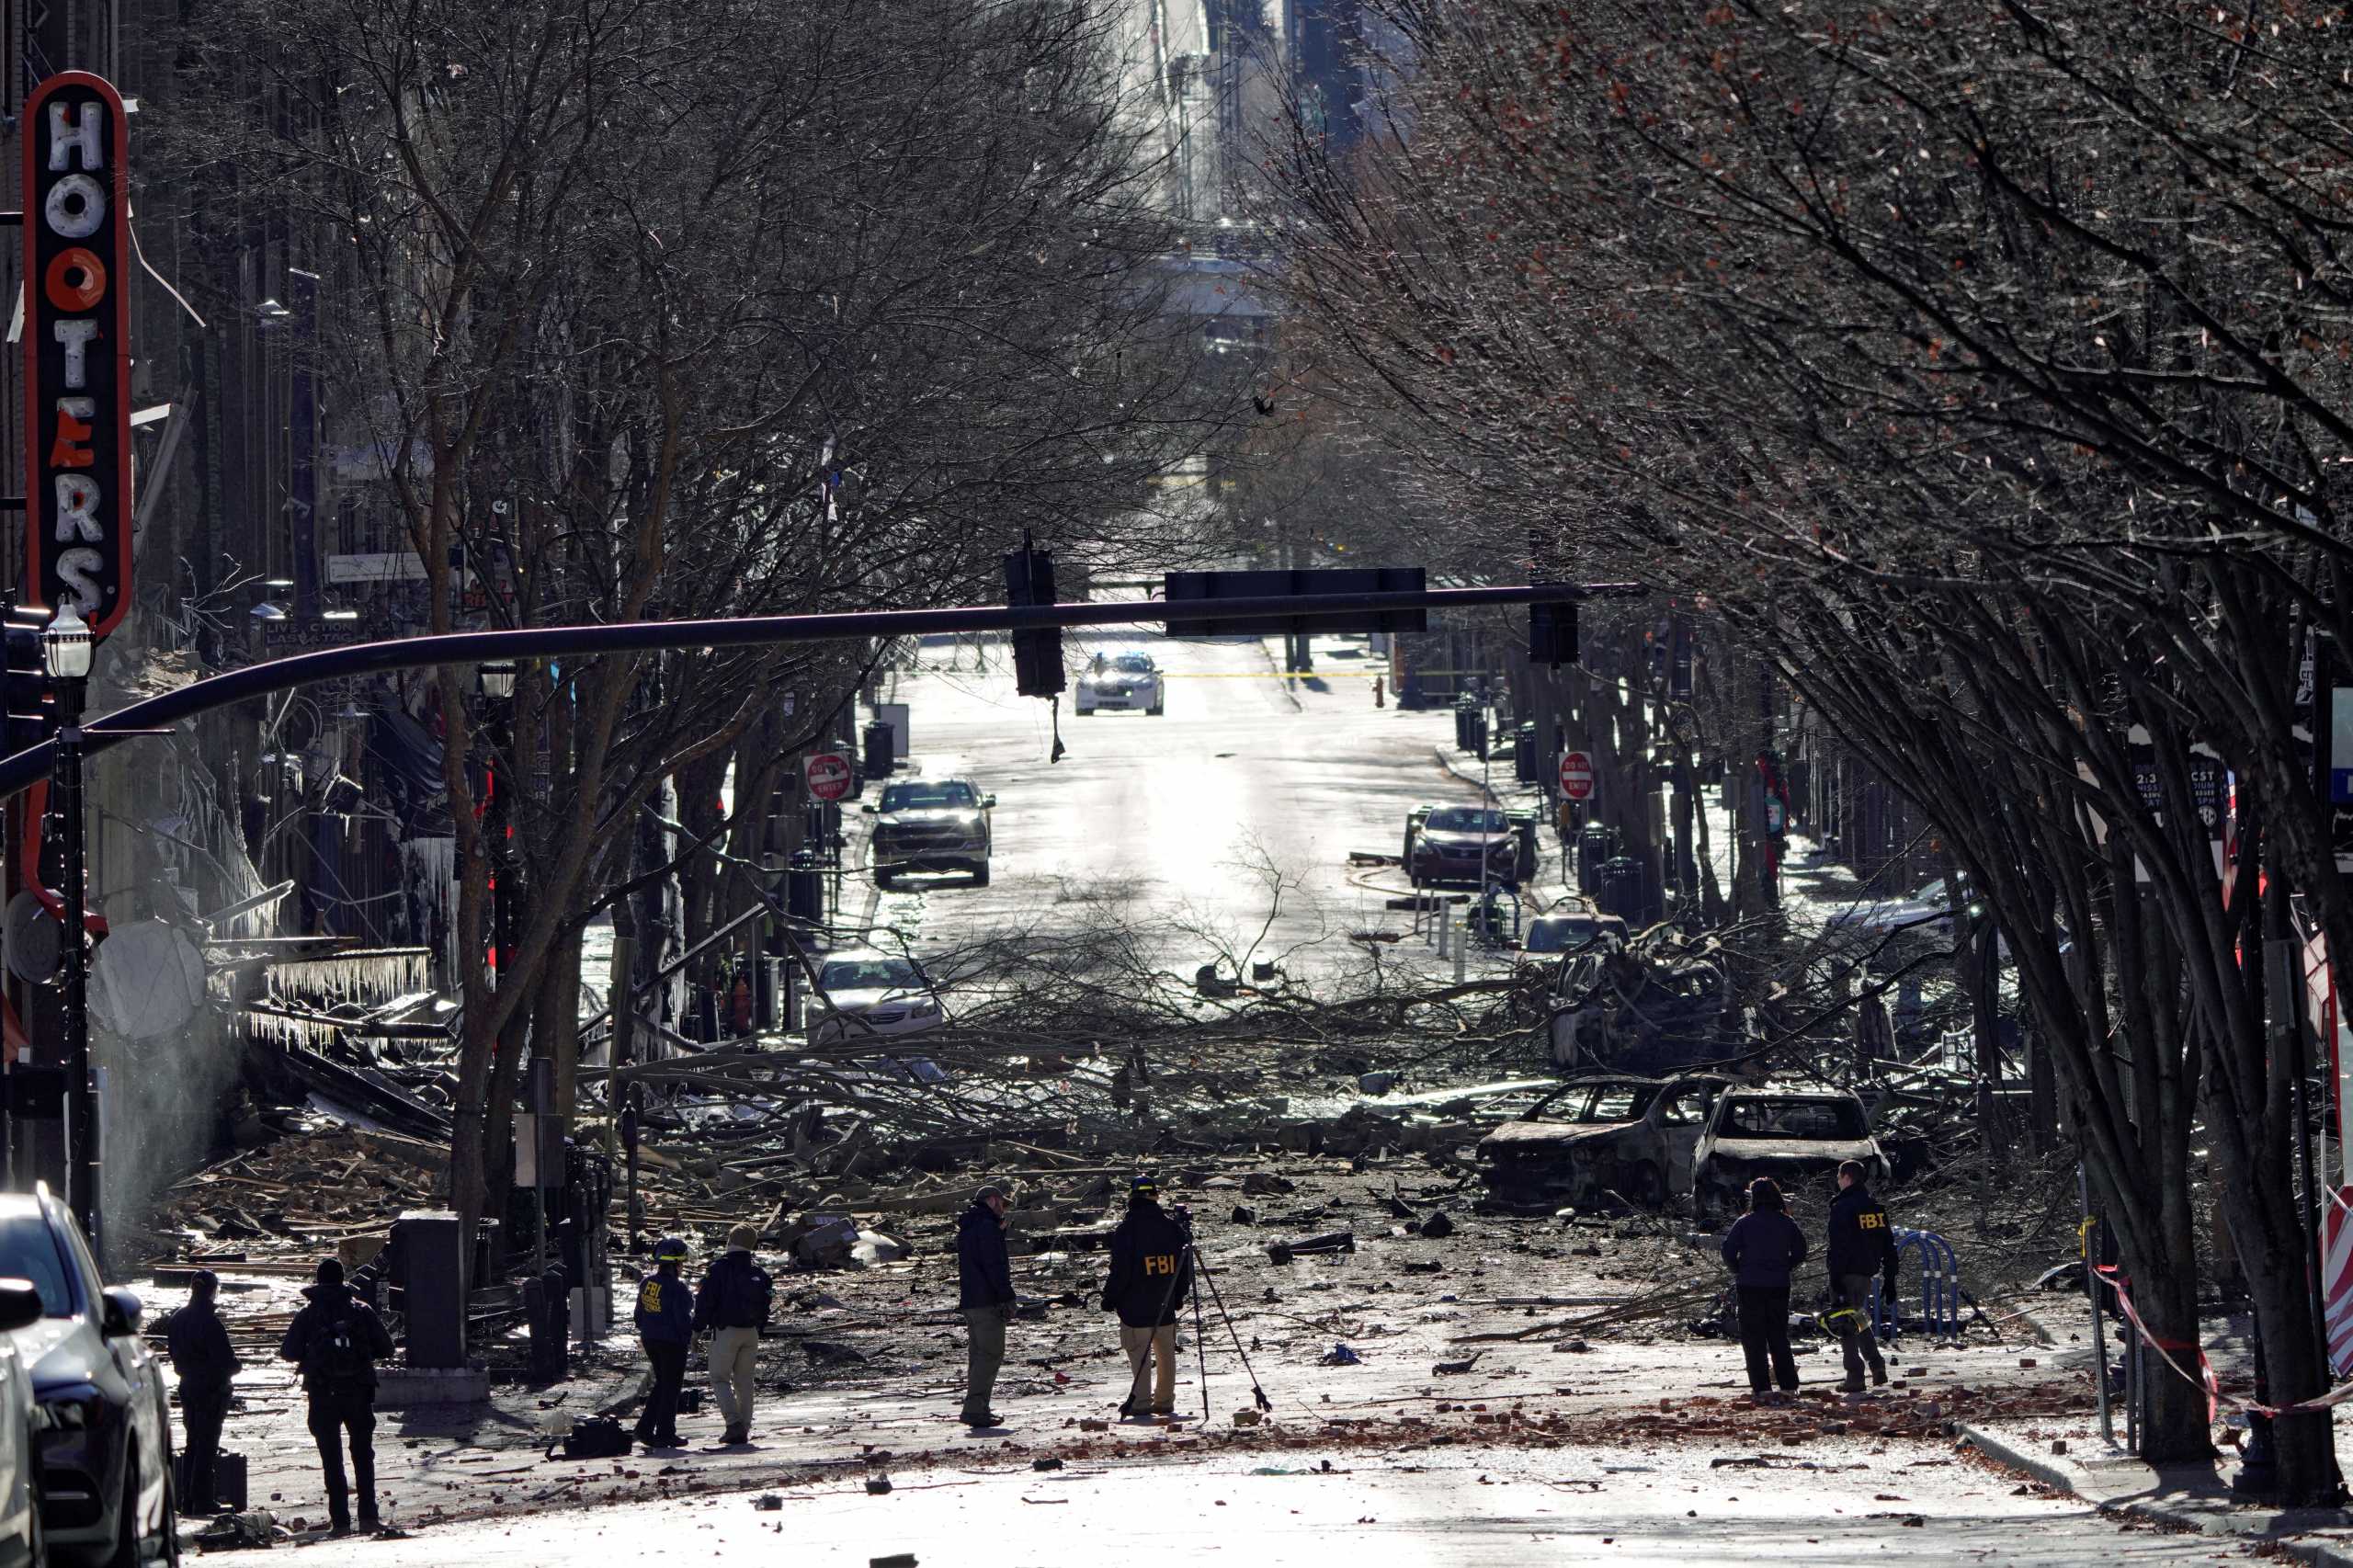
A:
475 658 519 991
474 659 533 1269
42 601 96 1254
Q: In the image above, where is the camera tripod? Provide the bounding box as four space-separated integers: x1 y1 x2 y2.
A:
1138 1210 1271 1423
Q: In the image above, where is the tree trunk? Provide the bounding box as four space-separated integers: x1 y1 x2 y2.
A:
543 924 584 1125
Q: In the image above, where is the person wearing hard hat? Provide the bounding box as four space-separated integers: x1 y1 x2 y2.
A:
633 1237 695 1449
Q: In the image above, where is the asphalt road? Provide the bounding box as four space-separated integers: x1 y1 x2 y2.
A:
317 1439 2241 1567
866 631 1525 984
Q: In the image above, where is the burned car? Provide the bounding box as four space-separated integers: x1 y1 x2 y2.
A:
1689 1087 1888 1223
1548 943 1734 1075
1476 1074 1730 1212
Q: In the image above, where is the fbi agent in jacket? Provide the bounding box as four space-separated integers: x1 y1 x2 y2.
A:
634 1236 695 1449
1100 1175 1192 1419
278 1259 395 1536
956 1186 1016 1429
1824 1159 1900 1392
693 1223 774 1445
1719 1176 1807 1399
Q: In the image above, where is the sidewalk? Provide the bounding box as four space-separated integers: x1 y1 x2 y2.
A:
1963 1420 2353 1565
1961 1305 2353 1564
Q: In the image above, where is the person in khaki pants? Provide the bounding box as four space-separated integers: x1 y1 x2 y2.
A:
1100 1175 1191 1420
692 1223 774 1445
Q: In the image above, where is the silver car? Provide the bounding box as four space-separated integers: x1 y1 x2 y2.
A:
0 1275 47 1567
0 1187 175 1566
807 951 948 1047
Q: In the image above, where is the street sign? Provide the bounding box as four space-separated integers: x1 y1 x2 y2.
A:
803 752 853 802
23 73 132 638
1559 750 1595 801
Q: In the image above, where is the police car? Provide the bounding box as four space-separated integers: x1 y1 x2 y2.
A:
1074 650 1165 716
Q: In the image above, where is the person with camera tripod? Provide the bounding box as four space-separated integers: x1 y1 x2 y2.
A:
1101 1175 1192 1421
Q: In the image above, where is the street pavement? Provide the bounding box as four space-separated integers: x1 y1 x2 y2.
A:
865 631 1530 985
313 1435 2243 1566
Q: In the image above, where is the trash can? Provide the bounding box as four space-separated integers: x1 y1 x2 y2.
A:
785 851 825 926
1464 706 1488 757
1576 824 1618 890
1453 696 1476 751
862 720 895 778
754 955 787 1030
1592 856 1643 922
1513 722 1537 783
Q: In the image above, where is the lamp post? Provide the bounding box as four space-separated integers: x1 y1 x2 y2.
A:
477 659 518 993
476 661 531 1275
42 602 95 1252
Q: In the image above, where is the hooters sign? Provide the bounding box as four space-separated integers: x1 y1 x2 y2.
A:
23 73 131 637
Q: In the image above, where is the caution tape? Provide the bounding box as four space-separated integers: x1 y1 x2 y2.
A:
2093 1265 2353 1420
2094 1266 2219 1423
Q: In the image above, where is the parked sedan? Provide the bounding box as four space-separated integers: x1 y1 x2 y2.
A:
807 951 948 1047
0 1185 176 1566
1074 651 1165 716
0 1278 48 1568
1689 1088 1889 1223
1522 911 1627 955
1405 805 1533 888
1821 875 1958 946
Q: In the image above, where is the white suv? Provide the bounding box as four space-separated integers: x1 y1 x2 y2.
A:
1074 651 1165 716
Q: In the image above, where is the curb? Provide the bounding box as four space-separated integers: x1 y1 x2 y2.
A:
1431 744 1522 804
1960 1423 2353 1568
1256 637 1305 714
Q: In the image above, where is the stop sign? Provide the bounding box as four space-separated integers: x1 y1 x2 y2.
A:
1559 750 1596 801
804 752 854 802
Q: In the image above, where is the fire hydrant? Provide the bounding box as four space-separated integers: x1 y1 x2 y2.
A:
1373 676 1385 709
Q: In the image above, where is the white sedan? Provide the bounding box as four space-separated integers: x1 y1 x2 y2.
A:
807 951 947 1045
1074 651 1165 715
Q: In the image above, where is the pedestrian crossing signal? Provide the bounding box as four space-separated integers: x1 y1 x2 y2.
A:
1529 599 1579 667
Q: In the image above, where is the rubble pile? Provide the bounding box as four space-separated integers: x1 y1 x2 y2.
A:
159 1115 445 1248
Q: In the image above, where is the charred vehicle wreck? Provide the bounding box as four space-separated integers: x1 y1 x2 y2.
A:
1475 1074 1732 1213
1688 1087 1888 1223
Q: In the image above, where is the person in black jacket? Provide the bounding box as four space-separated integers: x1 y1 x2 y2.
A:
165 1270 240 1515
693 1223 774 1445
956 1186 1015 1430
1825 1160 1900 1392
277 1259 396 1536
1099 1176 1191 1420
1719 1176 1808 1400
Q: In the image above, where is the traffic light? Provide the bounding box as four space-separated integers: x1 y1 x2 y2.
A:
1004 538 1064 699
1529 597 1579 666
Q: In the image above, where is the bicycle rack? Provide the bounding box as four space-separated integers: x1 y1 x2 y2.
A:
1870 1227 1961 1339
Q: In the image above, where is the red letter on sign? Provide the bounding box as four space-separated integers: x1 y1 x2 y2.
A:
43 247 104 312
49 397 93 468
